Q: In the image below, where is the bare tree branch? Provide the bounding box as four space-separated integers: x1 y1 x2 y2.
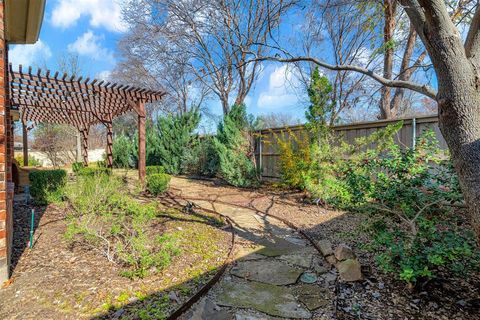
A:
465 3 480 59
247 55 437 99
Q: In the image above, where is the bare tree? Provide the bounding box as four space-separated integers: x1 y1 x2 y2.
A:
250 0 480 240
120 0 296 115
256 112 302 129
378 0 475 118
291 0 381 124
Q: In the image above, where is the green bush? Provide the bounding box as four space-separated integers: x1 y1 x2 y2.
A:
370 215 480 285
146 165 165 176
77 167 112 177
148 108 201 174
64 174 181 278
112 134 137 168
214 104 258 187
29 169 67 204
183 135 219 177
15 155 42 167
356 131 478 284
146 173 171 195
72 162 84 173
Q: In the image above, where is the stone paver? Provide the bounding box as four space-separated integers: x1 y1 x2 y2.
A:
172 178 336 319
231 260 303 285
216 280 311 319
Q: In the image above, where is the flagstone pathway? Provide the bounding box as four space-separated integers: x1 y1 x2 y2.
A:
171 178 337 319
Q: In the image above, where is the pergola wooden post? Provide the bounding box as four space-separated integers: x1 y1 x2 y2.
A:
137 101 146 184
80 127 89 166
105 121 113 168
22 122 28 166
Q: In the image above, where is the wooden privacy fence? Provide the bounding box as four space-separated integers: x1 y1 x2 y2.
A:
254 115 447 179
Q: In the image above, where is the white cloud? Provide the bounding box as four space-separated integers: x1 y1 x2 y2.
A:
67 30 115 62
257 65 302 109
51 0 127 32
96 70 112 81
9 40 52 67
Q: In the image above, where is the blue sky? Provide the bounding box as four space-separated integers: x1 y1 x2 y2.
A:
8 0 307 126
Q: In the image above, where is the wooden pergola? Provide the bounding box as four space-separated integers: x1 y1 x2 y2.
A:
8 64 165 183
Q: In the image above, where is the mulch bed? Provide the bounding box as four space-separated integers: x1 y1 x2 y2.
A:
0 196 231 319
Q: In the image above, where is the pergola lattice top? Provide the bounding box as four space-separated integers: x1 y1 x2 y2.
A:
9 64 165 128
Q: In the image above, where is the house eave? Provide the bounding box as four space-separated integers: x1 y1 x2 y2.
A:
5 0 46 44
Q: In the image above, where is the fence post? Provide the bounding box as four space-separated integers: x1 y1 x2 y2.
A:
258 134 263 180
412 117 417 149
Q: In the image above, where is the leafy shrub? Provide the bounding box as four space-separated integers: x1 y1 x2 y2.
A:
357 131 478 284
275 122 402 208
146 165 165 176
72 162 84 173
29 169 67 204
214 104 258 187
77 167 112 176
371 215 480 284
64 174 181 278
15 155 42 167
146 173 171 195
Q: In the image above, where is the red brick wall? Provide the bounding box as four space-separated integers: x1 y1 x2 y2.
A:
0 0 12 284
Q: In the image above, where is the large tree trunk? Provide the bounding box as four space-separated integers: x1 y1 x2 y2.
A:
437 82 480 240
400 0 480 241
379 0 397 119
431 32 480 240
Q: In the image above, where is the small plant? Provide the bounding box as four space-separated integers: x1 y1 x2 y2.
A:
147 173 171 195
29 169 67 204
64 174 180 278
77 167 112 176
146 165 165 176
15 155 42 167
72 162 84 173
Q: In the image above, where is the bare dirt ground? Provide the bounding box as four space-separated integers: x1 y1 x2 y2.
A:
0 195 231 319
170 177 480 320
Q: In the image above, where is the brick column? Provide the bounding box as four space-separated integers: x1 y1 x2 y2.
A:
0 0 11 283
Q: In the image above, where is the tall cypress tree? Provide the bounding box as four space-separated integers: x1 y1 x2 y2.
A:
305 67 336 143
214 104 258 187
149 108 201 174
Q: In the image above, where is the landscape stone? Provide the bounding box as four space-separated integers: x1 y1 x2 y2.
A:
334 245 355 261
188 298 234 320
278 253 313 268
316 240 333 256
325 254 337 266
255 236 304 257
216 280 311 318
230 259 303 285
337 259 363 282
312 258 329 274
294 284 330 311
300 272 318 284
